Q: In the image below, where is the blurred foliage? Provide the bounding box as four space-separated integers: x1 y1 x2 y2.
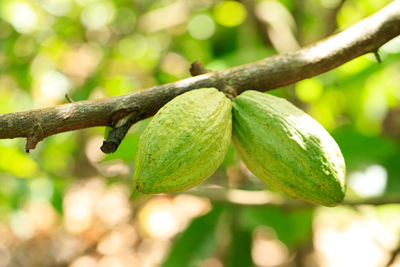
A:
0 0 400 266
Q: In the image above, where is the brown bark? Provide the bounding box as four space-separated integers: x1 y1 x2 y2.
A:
1 0 400 152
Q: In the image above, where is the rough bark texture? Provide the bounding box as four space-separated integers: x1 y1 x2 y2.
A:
1 0 400 152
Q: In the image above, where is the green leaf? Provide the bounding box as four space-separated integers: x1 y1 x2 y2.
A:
162 205 224 267
240 207 313 249
227 216 252 267
332 126 399 169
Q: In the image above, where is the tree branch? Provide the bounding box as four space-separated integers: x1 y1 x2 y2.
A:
100 61 213 153
187 188 400 208
1 0 400 152
386 243 400 267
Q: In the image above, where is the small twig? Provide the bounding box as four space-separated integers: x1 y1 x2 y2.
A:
190 61 210 76
102 61 213 153
101 60 213 153
374 49 382 63
190 61 238 99
101 112 145 153
25 123 45 152
386 243 400 267
65 94 74 103
1 1 400 152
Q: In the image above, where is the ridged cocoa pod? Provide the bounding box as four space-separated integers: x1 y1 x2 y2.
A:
232 90 346 206
134 88 232 193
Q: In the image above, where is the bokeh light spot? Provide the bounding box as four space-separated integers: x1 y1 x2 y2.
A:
188 14 215 40
40 70 71 99
81 1 115 31
30 177 54 201
0 146 38 178
381 35 400 54
295 78 324 102
349 164 387 198
139 198 184 239
6 1 38 34
40 0 73 16
112 7 136 34
70 255 97 267
160 52 189 77
10 211 35 239
95 184 131 226
214 1 247 27
252 226 289 266
118 35 148 60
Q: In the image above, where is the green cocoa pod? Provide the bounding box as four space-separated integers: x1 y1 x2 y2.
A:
232 90 346 206
134 88 232 193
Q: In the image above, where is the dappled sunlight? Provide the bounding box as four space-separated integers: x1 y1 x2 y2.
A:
173 194 211 219
252 226 290 267
85 136 106 163
25 200 57 233
4 1 38 34
34 69 72 106
69 255 97 267
62 44 102 79
10 211 36 239
295 78 324 103
0 177 400 266
138 197 185 239
227 188 285 205
315 221 388 267
63 178 106 234
161 52 190 78
97 224 138 255
188 14 215 40
214 1 247 28
0 176 214 265
138 1 189 33
255 1 299 53
137 238 171 266
85 136 131 177
314 206 400 267
349 164 388 197
382 35 400 54
117 35 148 61
40 70 71 98
95 184 132 226
0 0 399 266
80 1 115 31
0 146 38 177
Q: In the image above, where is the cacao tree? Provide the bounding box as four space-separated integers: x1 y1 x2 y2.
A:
0 0 400 266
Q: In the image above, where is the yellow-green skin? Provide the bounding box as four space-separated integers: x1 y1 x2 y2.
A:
134 88 232 194
232 90 346 206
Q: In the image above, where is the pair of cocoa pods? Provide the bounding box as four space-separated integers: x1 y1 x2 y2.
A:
133 88 346 206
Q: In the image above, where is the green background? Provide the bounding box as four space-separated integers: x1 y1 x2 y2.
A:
0 0 399 266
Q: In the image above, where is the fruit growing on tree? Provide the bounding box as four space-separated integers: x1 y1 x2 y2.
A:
134 88 232 193
232 90 346 206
